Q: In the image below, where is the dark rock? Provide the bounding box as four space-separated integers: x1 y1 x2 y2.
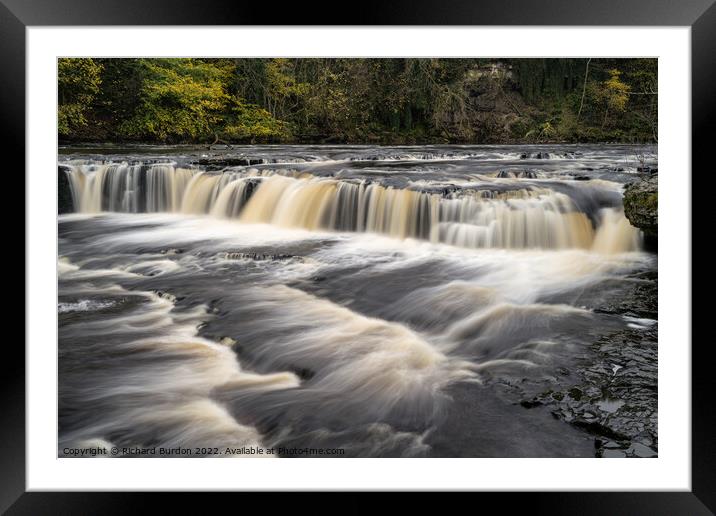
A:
520 399 542 408
58 166 74 214
602 449 627 458
571 420 629 441
627 442 657 458
191 157 268 170
623 174 658 241
603 440 623 449
568 387 583 401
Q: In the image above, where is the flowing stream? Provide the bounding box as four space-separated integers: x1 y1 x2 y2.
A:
58 144 658 458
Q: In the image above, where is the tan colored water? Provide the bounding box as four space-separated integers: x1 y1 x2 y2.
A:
65 162 640 253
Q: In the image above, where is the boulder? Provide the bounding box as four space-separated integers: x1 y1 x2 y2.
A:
623 174 658 241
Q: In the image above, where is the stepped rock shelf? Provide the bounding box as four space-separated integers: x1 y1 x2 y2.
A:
57 144 658 458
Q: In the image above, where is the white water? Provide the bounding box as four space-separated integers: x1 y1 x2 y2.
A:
58 260 299 456
63 163 640 253
58 145 656 457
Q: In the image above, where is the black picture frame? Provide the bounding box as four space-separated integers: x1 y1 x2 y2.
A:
5 1 712 512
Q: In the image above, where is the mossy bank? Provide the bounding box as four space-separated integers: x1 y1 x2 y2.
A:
623 174 658 250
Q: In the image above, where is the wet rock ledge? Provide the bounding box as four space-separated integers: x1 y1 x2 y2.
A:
623 174 657 248
58 166 74 214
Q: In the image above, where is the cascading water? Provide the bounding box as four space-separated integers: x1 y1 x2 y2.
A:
63 161 640 252
58 144 657 458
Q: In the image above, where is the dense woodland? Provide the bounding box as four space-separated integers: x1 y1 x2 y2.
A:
58 58 657 145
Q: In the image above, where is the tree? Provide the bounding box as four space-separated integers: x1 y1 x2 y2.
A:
57 57 658 144
263 59 310 119
119 59 230 141
576 58 591 122
623 59 658 142
221 100 289 143
599 68 631 128
113 59 288 143
57 58 103 135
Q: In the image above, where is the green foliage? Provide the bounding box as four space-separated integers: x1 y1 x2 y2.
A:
593 68 631 130
263 59 310 119
221 101 289 142
103 59 289 143
525 121 558 142
57 58 103 135
119 59 231 141
57 58 658 144
602 69 630 112
513 59 582 104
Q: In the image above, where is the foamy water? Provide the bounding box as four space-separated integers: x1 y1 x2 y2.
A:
58 144 657 457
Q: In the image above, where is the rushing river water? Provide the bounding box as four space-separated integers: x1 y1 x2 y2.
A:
58 144 658 458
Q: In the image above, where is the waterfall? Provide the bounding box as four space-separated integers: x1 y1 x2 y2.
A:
210 178 258 218
591 207 642 253
65 163 196 213
238 175 633 251
63 163 640 252
434 189 596 249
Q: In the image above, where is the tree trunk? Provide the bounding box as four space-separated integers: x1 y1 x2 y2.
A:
576 58 591 123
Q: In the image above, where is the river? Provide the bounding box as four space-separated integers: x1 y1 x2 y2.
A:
57 144 658 458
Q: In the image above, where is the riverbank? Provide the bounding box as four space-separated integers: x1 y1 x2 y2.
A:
623 174 658 249
60 135 658 146
59 58 658 147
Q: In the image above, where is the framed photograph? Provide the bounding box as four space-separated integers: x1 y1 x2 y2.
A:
7 0 712 511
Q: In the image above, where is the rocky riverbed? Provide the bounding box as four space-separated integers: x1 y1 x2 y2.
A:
57 144 658 458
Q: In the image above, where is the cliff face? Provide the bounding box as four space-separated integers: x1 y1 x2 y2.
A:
623 174 658 242
460 70 535 143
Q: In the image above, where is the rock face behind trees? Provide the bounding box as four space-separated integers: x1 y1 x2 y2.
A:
623 174 658 248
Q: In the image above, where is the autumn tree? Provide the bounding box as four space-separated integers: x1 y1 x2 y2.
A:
599 68 631 128
57 57 658 144
57 58 103 135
